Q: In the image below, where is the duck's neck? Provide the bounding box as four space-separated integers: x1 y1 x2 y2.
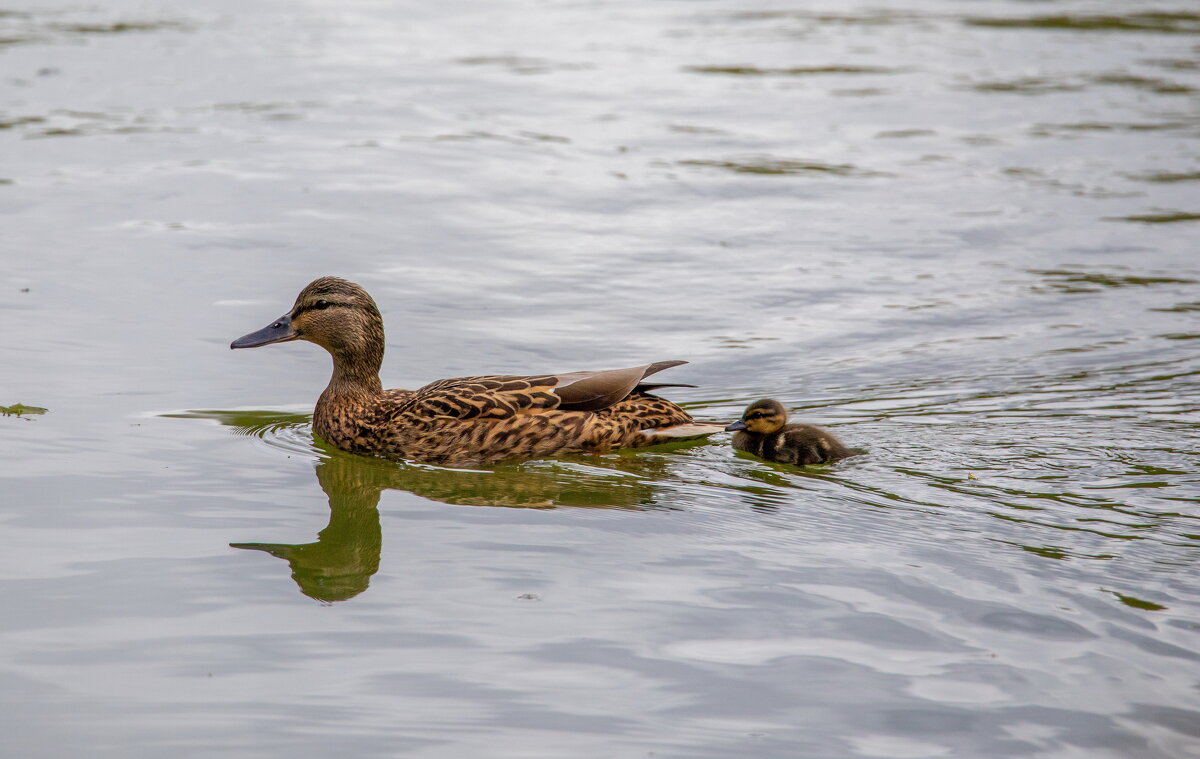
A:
321 341 384 402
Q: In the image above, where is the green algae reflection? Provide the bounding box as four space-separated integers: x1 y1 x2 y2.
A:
1 402 48 417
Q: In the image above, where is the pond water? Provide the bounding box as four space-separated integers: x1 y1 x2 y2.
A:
2 0 1199 756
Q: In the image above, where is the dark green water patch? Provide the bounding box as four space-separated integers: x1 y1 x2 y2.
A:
1157 333 1200 341
685 64 900 76
1125 171 1200 183
1021 544 1069 560
1141 57 1200 70
678 156 880 177
455 56 591 74
990 511 1145 542
50 20 190 35
876 129 936 139
831 87 888 97
1107 211 1200 224
709 335 780 349
0 34 44 47
999 167 1139 199
1008 542 1116 561
1031 120 1197 136
1029 269 1197 293
964 13 1200 34
1150 301 1200 312
0 116 46 130
668 124 731 135
967 77 1083 94
26 127 94 138
1090 73 1195 94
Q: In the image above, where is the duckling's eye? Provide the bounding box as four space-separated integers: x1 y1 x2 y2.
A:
314 300 330 310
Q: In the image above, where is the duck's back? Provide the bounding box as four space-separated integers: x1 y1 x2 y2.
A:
406 390 695 465
316 369 702 465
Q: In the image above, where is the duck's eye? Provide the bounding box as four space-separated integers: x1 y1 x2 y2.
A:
314 300 330 310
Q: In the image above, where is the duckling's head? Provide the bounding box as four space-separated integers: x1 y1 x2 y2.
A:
231 277 384 363
725 398 788 435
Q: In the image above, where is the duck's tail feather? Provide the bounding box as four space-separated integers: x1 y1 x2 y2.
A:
554 360 688 412
634 382 698 393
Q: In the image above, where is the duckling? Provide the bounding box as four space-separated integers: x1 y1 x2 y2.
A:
231 277 723 466
725 398 858 466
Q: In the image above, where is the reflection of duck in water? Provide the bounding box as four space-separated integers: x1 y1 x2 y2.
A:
725 399 860 466
229 451 675 601
230 277 723 466
179 407 685 601
232 455 383 603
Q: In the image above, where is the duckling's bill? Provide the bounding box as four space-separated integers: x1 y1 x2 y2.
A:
231 313 300 349
724 420 747 432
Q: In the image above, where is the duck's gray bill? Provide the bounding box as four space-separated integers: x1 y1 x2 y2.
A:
231 314 298 349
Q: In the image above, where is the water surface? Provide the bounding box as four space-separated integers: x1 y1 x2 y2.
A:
2 1 1198 757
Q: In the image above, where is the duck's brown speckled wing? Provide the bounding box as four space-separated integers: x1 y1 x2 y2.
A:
401 375 562 421
402 361 689 421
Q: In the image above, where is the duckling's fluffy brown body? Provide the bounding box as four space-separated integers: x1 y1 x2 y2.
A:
727 399 858 466
232 277 718 466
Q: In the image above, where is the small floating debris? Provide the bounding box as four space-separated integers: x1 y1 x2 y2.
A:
1 403 48 417
1103 589 1167 611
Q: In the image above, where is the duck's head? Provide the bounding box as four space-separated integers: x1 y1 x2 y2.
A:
231 277 384 360
725 398 788 435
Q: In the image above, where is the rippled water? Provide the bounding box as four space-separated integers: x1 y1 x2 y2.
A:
2 0 1199 756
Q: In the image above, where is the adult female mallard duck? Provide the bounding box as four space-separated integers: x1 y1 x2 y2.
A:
231 277 722 465
725 399 859 466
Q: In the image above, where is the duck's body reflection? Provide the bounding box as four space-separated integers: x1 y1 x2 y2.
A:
232 458 383 602
181 408 694 602
233 453 673 601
